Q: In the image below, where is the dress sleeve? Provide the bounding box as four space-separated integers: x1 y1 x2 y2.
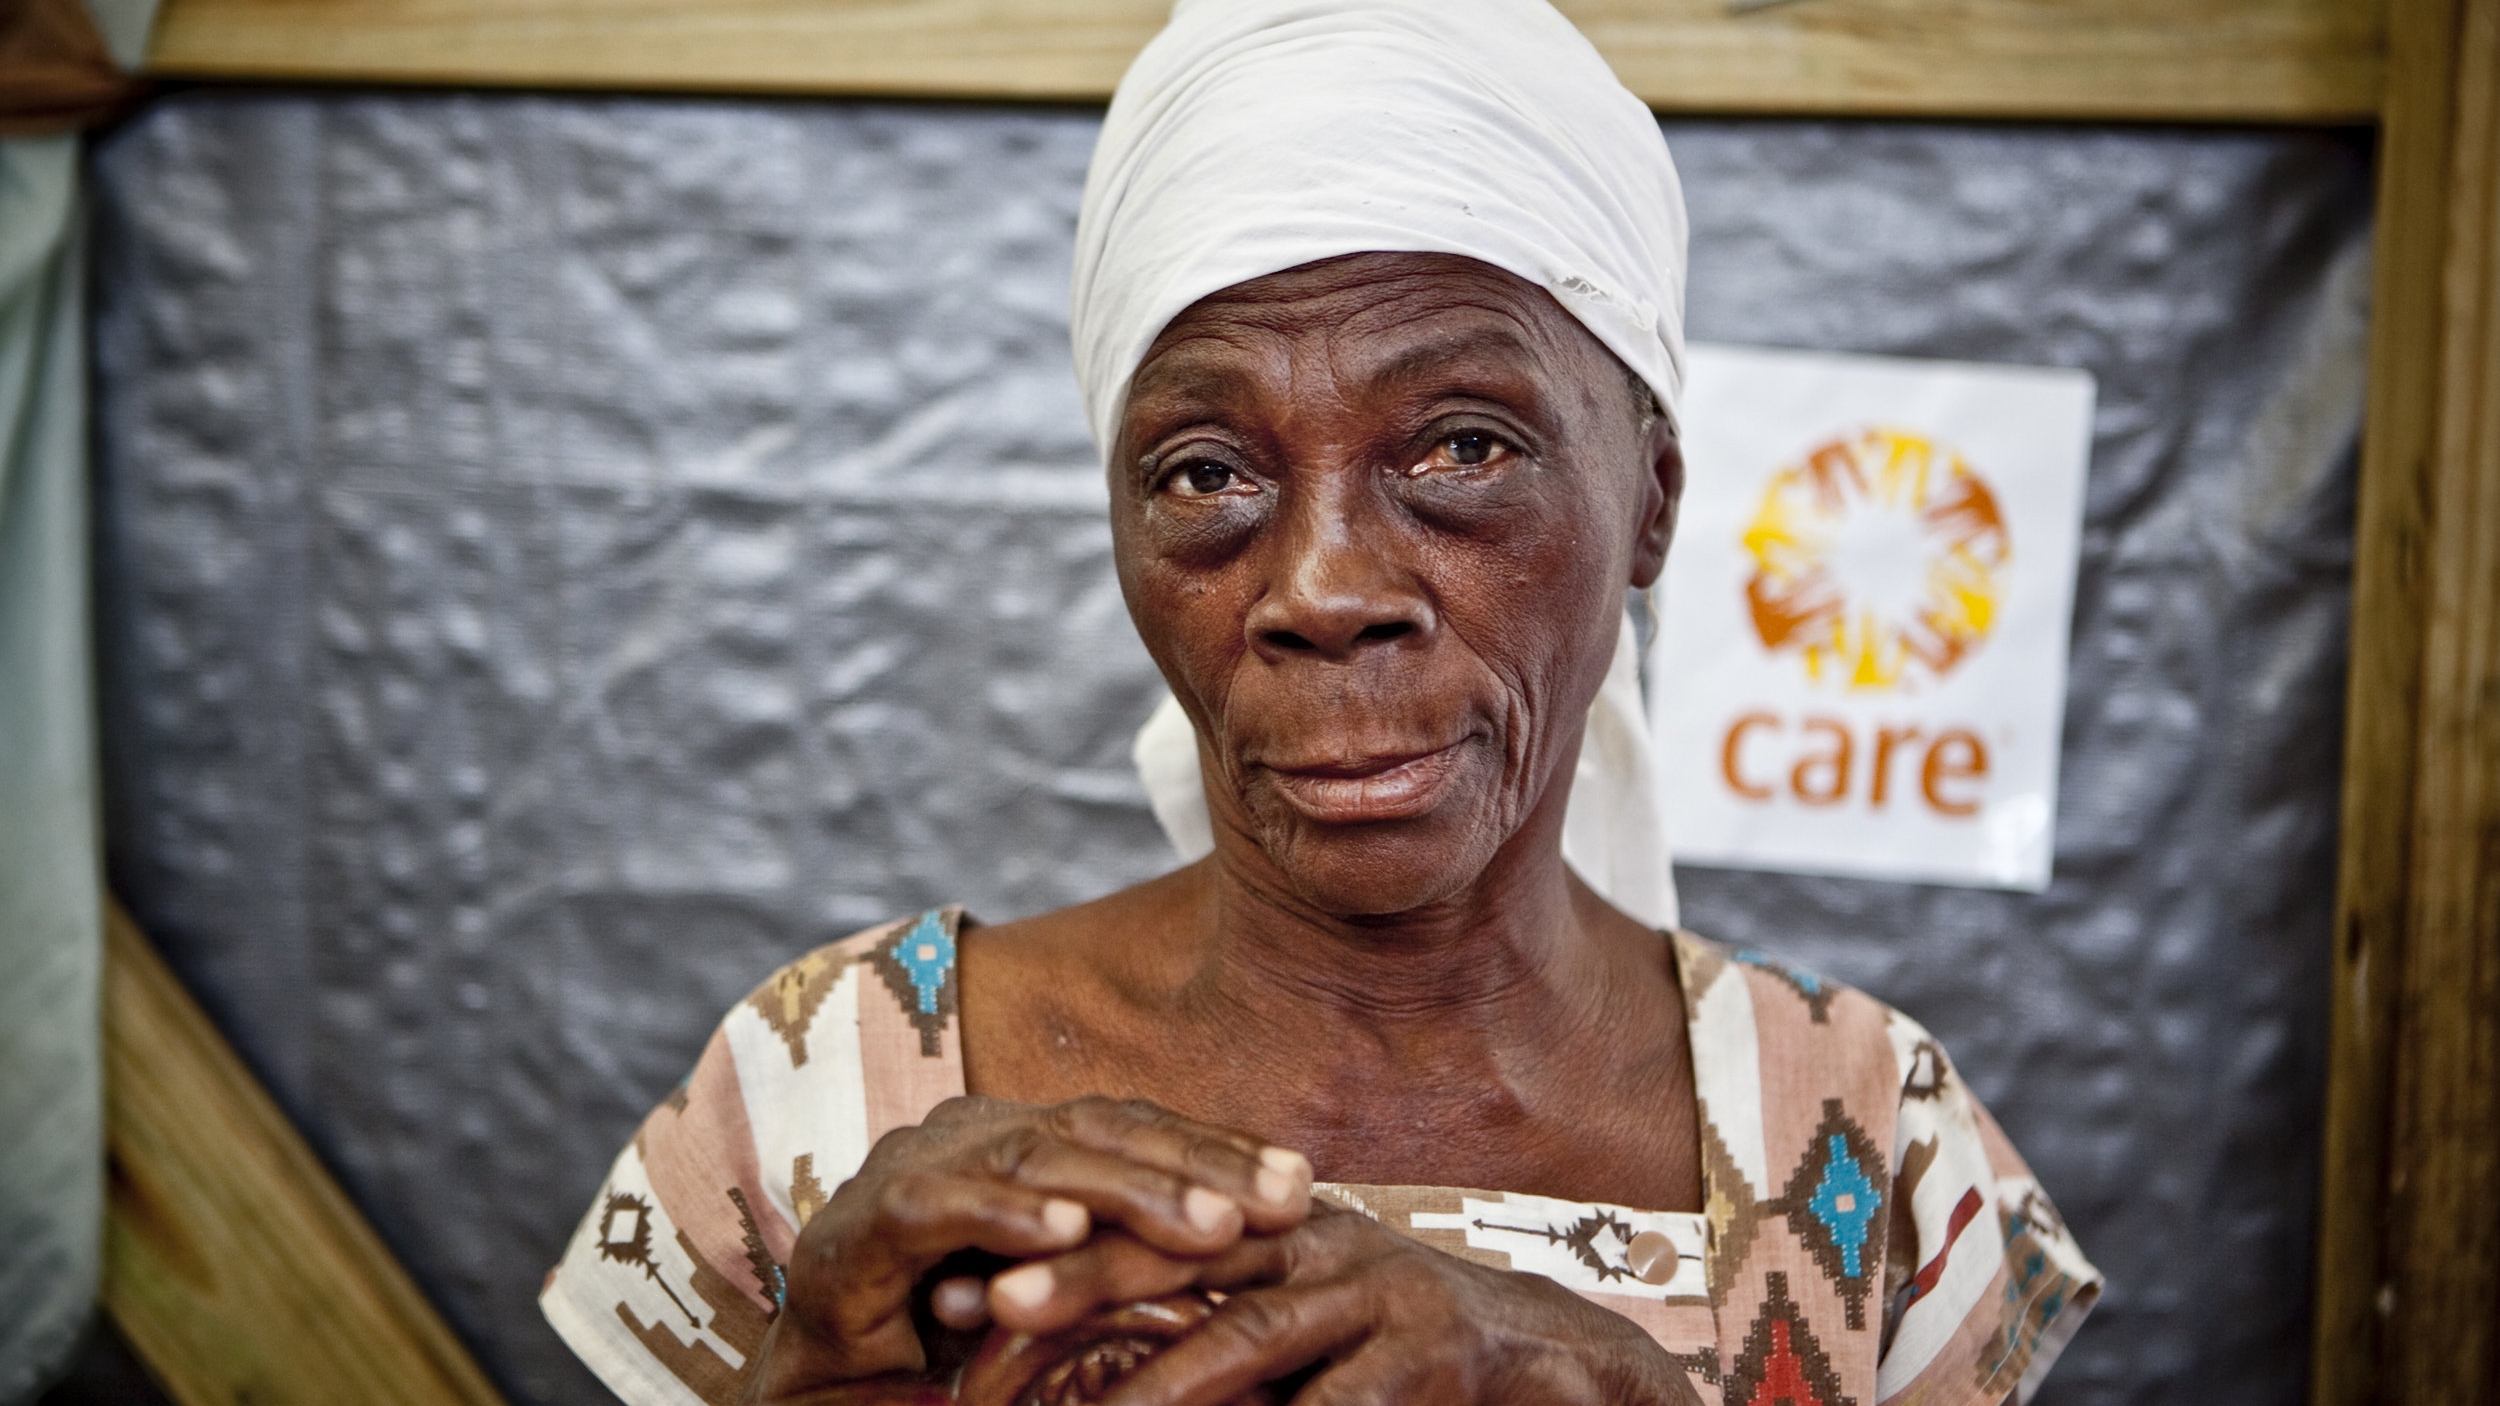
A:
539 932 881 1406
1874 1016 2102 1406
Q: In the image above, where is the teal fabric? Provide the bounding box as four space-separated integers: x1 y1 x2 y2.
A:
0 134 103 1403
80 0 164 70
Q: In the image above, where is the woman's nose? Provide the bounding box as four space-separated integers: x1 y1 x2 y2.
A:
1245 509 1436 663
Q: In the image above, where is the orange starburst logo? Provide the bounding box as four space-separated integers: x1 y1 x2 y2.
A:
1739 427 2011 692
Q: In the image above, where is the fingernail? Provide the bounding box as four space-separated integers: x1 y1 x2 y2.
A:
1257 1146 1311 1202
932 1276 990 1324
1041 1197 1089 1242
1260 1145 1311 1178
1183 1184 1233 1233
993 1262 1053 1313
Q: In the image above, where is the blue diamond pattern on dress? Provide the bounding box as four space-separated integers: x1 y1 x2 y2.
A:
1731 948 1837 1021
1779 1098 1887 1329
1736 948 1824 994
894 910 954 1015
1806 1132 1880 1278
870 910 961 1057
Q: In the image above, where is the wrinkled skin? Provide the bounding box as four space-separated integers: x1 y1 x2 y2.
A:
742 1096 1309 1405
744 253 1701 1406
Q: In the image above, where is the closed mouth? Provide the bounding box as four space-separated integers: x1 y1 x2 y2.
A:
1262 741 1469 824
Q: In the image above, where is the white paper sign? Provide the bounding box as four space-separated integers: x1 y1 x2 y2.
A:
1648 344 2095 891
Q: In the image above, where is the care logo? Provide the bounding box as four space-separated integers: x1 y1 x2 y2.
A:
1655 343 2093 891
1738 427 2011 693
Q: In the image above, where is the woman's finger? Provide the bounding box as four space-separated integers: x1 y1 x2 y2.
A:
771 1177 1086 1385
855 1170 1094 1262
1038 1098 1312 1232
999 1138 1262 1255
769 1098 1311 1397
1175 1202 1372 1293
1095 1280 1373 1406
984 1233 1213 1333
981 1201 1357 1335
790 1169 1088 1320
928 1276 991 1331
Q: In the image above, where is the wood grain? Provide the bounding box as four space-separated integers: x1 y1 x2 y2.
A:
100 897 512 1406
139 0 2387 122
2309 0 2500 1399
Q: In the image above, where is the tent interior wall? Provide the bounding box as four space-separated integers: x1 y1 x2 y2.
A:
18 1 2500 1404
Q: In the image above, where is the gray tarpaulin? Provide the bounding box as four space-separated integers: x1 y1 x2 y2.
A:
86 93 2368 1406
0 133 102 1404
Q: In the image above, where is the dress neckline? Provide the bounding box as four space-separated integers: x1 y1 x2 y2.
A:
917 908 1712 1230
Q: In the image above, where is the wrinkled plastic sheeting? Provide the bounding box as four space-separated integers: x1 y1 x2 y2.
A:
87 93 2369 1406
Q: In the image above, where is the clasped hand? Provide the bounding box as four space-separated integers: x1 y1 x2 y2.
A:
740 1096 1700 1406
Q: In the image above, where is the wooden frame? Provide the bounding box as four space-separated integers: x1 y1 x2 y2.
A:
142 0 2386 120
102 900 510 1406
102 2 2499 1403
2309 0 2500 1401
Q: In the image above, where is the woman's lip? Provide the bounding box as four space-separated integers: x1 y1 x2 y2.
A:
1262 743 1467 824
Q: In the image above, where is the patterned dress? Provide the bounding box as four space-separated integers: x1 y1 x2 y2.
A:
542 910 2099 1406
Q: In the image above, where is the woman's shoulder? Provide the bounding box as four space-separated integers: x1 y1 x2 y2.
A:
1669 928 1950 1102
957 865 1202 965
725 907 972 1075
763 906 966 988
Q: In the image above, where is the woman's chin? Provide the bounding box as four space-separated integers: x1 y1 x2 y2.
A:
1252 813 1508 918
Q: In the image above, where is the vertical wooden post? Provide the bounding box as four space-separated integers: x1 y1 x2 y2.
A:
2310 0 2500 1399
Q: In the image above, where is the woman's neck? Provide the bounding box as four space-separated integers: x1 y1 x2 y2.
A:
956 803 1698 1208
1189 819 1607 1036
1141 820 1692 1205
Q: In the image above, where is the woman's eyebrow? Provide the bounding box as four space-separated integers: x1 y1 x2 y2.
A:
1359 325 1546 396
1127 359 1246 410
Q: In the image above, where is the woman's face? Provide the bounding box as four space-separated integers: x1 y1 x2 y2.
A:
1111 252 1681 916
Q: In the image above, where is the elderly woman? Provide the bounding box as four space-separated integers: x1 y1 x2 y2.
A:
542 2 2098 1403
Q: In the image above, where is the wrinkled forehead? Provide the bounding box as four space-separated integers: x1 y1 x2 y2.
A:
1120 253 1637 435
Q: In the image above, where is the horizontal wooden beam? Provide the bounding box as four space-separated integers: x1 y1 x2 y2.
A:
142 0 2387 123
100 897 512 1406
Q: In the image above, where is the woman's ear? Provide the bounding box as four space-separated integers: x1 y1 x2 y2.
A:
1629 422 1683 590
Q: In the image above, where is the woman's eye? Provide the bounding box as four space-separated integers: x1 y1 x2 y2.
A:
1410 431 1514 475
1162 460 1245 498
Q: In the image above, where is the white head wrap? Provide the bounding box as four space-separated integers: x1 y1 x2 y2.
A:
1080 0 1683 927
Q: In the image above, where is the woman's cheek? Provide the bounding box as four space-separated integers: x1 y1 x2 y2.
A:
1468 618 1595 828
1140 490 1271 567
1503 669 1569 828
1131 565 1255 710
1391 468 1541 540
